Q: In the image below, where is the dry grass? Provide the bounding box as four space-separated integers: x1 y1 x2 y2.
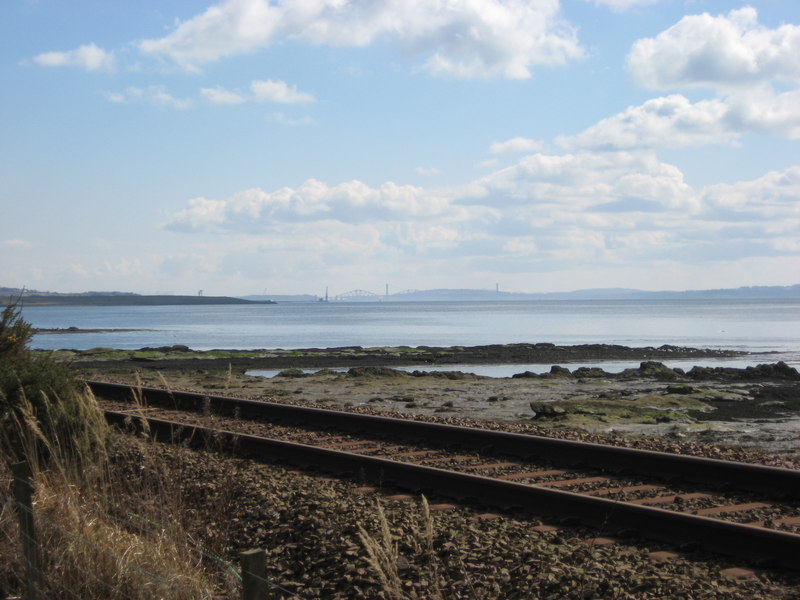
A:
0 384 231 599
359 497 478 600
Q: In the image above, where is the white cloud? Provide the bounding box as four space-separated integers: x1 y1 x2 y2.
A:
139 0 583 79
251 79 315 104
557 7 800 153
725 87 800 139
558 95 735 150
701 165 800 218
393 224 461 250
104 85 193 109
628 7 800 91
468 150 699 212
200 80 314 107
32 43 115 72
560 87 800 151
490 137 543 155
503 237 539 255
584 0 658 11
201 86 245 104
164 179 456 233
416 166 441 177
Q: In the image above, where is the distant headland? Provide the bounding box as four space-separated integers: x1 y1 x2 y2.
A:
1 288 274 306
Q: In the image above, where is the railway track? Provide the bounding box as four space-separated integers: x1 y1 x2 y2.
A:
86 380 800 569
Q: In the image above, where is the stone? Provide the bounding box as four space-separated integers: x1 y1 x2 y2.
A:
638 361 679 380
529 401 567 419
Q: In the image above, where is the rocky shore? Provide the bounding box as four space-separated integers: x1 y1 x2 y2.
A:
75 343 800 460
64 341 746 371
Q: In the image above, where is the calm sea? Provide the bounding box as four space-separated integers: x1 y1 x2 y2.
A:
21 299 800 373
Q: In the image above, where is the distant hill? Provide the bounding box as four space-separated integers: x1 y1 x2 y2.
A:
1 288 274 306
242 284 800 302
387 285 800 301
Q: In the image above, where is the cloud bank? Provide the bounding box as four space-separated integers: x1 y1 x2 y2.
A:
162 152 800 287
139 0 583 79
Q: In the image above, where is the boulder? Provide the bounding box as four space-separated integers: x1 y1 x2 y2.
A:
347 366 405 377
276 368 307 378
638 361 679 380
573 367 609 378
529 401 567 419
549 365 572 377
511 370 539 379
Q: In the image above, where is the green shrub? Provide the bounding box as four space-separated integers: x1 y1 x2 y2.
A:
0 301 103 466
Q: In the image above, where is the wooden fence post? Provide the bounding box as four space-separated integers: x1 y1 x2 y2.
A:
240 548 267 600
12 461 42 600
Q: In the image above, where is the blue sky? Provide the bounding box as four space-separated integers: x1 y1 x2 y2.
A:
2 0 799 296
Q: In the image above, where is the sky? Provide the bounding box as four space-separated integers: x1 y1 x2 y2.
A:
1 0 799 297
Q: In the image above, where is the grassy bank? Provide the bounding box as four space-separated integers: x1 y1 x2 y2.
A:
1 303 228 599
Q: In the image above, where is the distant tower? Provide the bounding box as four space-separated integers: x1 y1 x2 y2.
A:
385 283 389 298
198 289 204 297
496 283 499 294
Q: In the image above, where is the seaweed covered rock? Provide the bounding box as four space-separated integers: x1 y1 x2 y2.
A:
275 368 308 378
573 367 610 378
548 365 572 377
636 361 680 380
511 370 538 379
687 362 800 381
529 401 567 419
743 361 800 380
409 369 471 380
347 366 407 378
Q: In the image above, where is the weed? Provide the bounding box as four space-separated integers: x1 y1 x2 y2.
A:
0 306 229 599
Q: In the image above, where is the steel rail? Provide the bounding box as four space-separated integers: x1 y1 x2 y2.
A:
104 409 800 569
86 380 800 497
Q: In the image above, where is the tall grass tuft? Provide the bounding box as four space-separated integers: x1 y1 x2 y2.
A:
359 497 465 600
0 302 226 599
358 501 404 599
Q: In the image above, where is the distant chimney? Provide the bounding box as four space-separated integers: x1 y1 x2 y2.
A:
198 289 203 297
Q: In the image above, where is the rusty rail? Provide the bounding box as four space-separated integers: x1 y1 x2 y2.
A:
86 380 800 497
103 409 800 569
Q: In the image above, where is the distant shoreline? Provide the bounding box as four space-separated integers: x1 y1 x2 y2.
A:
34 327 151 334
3 294 275 307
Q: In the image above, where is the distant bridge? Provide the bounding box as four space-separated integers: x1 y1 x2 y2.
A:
329 289 382 301
327 288 421 301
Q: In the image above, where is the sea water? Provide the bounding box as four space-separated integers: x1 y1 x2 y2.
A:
21 299 800 372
